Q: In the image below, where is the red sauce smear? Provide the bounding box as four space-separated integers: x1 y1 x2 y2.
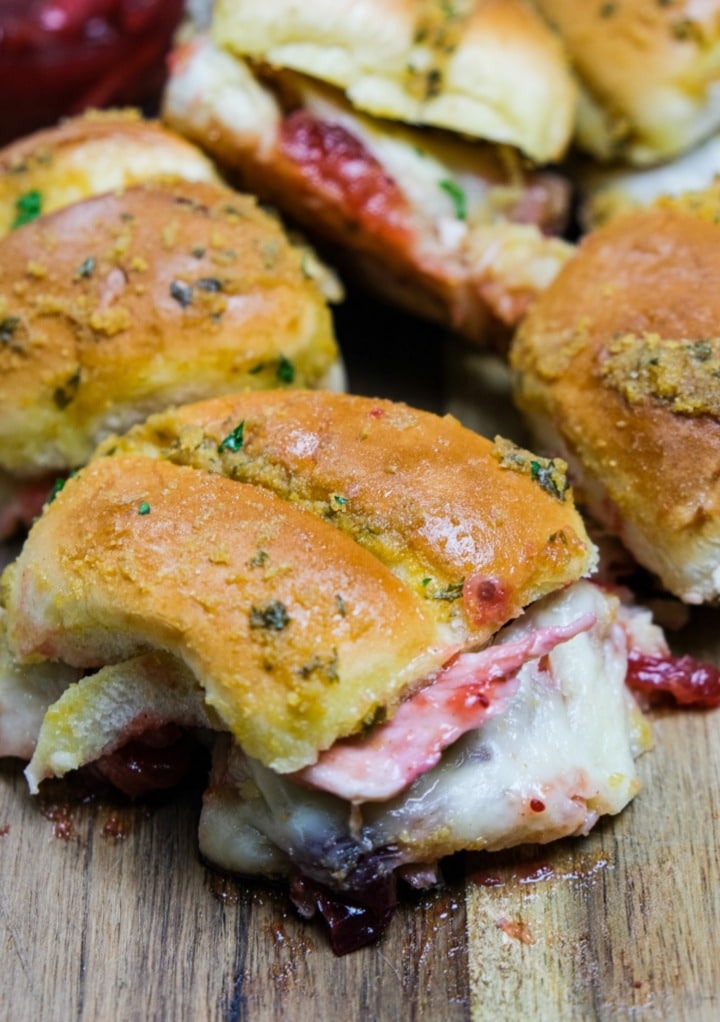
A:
0 1 184 145
626 649 720 708
95 723 193 798
463 574 515 630
279 110 412 244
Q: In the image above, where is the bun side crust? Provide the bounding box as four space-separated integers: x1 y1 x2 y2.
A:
511 202 720 601
212 0 575 161
98 389 596 645
533 0 720 164
0 180 337 476
0 110 220 238
3 456 447 772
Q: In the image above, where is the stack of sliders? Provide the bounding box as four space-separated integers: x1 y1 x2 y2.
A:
162 0 578 346
0 110 341 540
1 386 680 953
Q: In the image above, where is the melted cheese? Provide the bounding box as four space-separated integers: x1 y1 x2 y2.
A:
199 581 650 883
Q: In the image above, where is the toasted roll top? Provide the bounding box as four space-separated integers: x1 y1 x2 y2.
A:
533 0 720 165
97 390 596 646
511 188 720 602
0 109 220 238
2 455 452 772
212 0 576 162
0 180 337 477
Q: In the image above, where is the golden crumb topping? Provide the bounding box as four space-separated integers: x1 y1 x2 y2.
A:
600 332 720 416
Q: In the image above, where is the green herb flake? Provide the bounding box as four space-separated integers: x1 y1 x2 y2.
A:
329 493 348 512
12 190 43 229
439 179 467 220
75 256 96 280
191 246 206 259
249 600 290 631
195 277 223 293
218 419 245 454
530 460 568 501
249 362 265 375
298 649 339 684
276 356 295 384
138 501 151 516
52 369 81 410
248 549 269 568
421 577 432 587
335 594 347 617
0 316 21 346
47 477 67 504
432 580 465 601
170 279 193 308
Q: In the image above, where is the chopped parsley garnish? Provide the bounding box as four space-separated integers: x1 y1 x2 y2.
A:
47 477 67 504
75 256 96 279
421 577 432 587
52 369 81 410
169 279 193 308
191 246 206 259
439 180 467 221
0 316 21 345
432 580 465 601
218 420 245 453
329 493 348 512
195 277 223 293
298 649 339 683
249 600 290 631
530 460 568 501
335 594 347 617
138 501 151 515
248 549 269 568
276 356 295 384
12 190 42 228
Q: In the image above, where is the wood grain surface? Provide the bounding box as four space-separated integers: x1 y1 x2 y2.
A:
2 301 720 1021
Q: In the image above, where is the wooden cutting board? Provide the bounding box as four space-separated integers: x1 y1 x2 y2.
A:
2 306 720 1021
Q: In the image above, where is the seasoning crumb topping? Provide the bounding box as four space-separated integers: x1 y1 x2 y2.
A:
600 332 720 416
493 435 570 502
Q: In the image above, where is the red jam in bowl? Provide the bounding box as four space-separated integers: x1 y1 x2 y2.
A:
0 0 186 145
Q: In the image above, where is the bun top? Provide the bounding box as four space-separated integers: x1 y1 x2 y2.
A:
97 389 596 647
511 186 720 601
211 0 576 162
3 390 596 770
0 110 220 238
0 179 337 477
533 0 720 165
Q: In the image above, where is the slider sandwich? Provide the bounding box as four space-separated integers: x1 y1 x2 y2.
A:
529 1 720 227
1 390 672 952
0 116 340 539
163 0 577 345
511 181 720 604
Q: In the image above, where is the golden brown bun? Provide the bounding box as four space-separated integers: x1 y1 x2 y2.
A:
212 0 576 162
533 0 720 165
3 455 446 772
3 391 596 769
511 187 720 602
98 389 596 647
0 109 221 238
0 179 337 478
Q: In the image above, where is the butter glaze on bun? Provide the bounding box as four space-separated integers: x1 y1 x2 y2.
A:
511 186 720 602
212 0 576 162
533 0 720 165
0 109 221 238
0 180 338 481
96 389 596 648
3 391 596 771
